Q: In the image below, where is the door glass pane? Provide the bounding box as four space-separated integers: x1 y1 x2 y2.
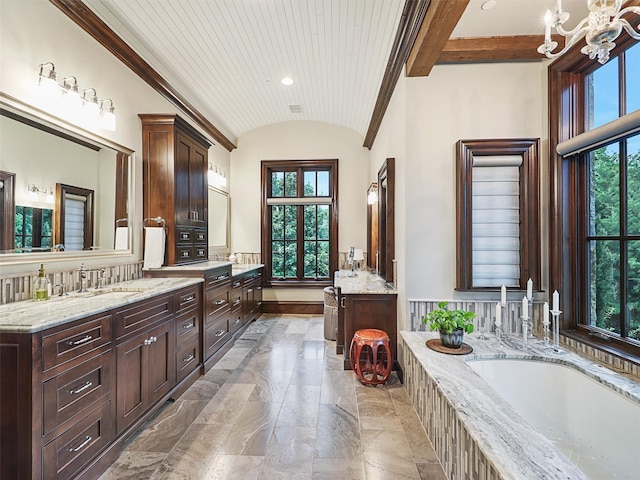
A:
588 144 619 236
586 57 619 130
625 43 640 114
271 172 284 197
285 205 297 240
628 241 640 341
588 240 620 335
317 205 329 240
304 171 316 196
304 205 316 240
285 171 297 197
317 171 329 196
285 241 297 277
304 240 317 278
627 135 640 236
272 241 284 277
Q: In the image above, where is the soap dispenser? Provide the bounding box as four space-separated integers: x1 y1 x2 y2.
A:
33 264 51 301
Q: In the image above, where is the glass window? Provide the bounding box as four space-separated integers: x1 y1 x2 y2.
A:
262 160 337 285
14 206 53 252
625 42 640 114
586 57 619 130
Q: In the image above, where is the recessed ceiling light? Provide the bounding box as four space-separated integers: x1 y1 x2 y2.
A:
281 76 294 86
481 0 496 10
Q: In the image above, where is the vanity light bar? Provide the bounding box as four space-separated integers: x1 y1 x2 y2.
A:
37 62 116 131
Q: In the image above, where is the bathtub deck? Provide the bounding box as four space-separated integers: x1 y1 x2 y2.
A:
399 331 640 480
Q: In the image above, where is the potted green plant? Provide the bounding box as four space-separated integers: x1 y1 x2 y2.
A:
423 301 476 349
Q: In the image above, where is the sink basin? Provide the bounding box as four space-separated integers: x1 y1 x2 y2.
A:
72 287 145 298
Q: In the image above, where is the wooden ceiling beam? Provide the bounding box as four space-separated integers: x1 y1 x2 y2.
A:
437 35 566 64
405 0 469 78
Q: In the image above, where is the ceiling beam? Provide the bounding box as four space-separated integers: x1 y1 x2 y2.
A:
363 0 429 149
437 35 566 64
49 0 237 151
405 0 469 77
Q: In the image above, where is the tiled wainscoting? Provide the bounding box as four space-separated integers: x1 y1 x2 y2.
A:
399 336 501 480
409 299 546 335
0 262 143 304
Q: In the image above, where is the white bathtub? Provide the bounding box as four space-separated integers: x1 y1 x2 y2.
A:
468 359 640 479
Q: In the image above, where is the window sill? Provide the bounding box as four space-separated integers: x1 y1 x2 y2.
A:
563 327 640 369
268 279 332 289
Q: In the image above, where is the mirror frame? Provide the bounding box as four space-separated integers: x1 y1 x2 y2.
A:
207 185 230 256
0 93 135 265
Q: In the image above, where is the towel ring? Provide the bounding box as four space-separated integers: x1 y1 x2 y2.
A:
144 216 167 229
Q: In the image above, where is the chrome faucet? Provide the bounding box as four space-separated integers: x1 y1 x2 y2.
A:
77 264 106 292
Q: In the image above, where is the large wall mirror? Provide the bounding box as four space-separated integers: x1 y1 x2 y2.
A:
208 186 230 256
0 94 133 263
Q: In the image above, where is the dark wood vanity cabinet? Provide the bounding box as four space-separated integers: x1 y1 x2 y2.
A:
0 284 201 480
140 114 212 266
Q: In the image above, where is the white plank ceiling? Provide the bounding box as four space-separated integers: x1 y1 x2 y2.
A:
85 0 404 141
84 0 591 144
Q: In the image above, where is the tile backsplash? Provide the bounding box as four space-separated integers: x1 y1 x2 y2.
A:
0 262 143 304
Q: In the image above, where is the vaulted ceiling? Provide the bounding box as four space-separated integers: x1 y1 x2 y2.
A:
68 0 590 150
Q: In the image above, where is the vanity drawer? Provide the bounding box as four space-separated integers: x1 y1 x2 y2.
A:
193 228 207 243
114 294 172 340
176 338 200 383
230 312 243 335
203 316 230 358
194 244 208 260
205 267 231 292
42 400 113 480
176 227 194 243
42 350 113 436
176 310 200 345
42 313 112 372
174 286 200 315
176 245 195 263
205 289 230 320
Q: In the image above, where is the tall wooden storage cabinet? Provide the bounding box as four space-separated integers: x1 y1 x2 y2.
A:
140 114 212 265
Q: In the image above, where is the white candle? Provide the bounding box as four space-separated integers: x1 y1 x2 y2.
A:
522 296 528 319
543 302 550 326
553 290 560 312
496 303 502 327
501 285 507 305
527 278 533 300
544 16 551 42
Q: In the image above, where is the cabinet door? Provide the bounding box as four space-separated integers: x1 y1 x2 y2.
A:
116 331 147 434
191 142 208 227
175 132 193 225
147 320 176 406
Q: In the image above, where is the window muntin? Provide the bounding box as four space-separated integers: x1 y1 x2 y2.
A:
262 160 337 285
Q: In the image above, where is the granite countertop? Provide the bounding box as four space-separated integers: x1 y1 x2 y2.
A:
334 269 397 294
231 263 265 275
0 277 203 334
143 260 232 272
400 331 640 480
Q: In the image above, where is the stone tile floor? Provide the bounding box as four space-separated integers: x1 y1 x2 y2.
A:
99 315 447 479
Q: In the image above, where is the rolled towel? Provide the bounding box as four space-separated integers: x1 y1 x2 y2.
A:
143 227 166 269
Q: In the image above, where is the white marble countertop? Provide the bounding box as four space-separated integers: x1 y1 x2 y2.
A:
231 263 264 275
334 269 397 294
400 331 640 480
144 260 232 272
0 277 203 334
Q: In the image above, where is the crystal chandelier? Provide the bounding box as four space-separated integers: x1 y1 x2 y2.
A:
537 0 640 64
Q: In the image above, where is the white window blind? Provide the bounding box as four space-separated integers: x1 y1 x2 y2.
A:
64 194 85 251
471 155 522 287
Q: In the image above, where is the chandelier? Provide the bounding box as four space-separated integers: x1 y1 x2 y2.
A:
537 0 640 64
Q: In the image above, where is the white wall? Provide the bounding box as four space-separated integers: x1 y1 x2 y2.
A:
0 0 230 273
230 120 371 302
378 62 549 320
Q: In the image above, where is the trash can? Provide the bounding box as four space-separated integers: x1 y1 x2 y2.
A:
323 286 338 340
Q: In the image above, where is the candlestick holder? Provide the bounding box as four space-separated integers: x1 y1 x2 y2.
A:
494 323 503 341
520 316 529 351
527 298 534 338
550 309 564 353
543 320 550 345
478 316 488 340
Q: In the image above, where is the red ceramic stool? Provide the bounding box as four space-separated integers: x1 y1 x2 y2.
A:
349 329 393 386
